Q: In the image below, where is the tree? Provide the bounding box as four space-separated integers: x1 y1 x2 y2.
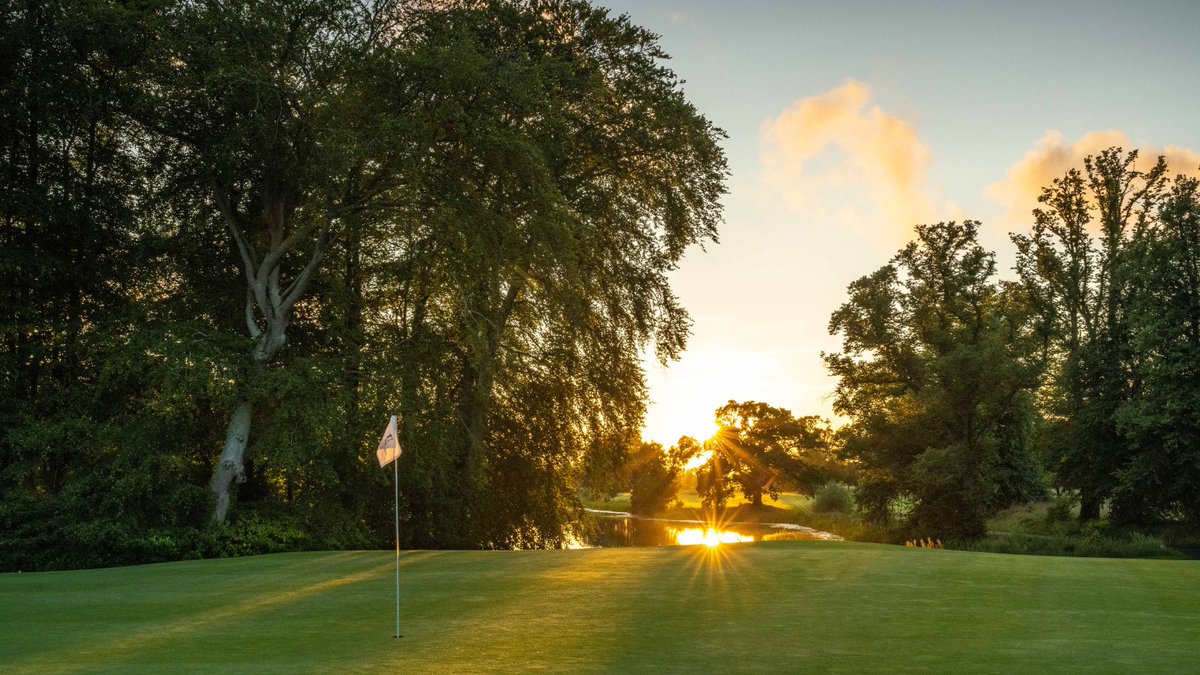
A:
0 0 728 564
1 0 139 489
0 1 238 570
133 0 424 523
367 0 727 546
1113 174 1200 522
628 437 700 516
701 401 832 508
826 221 1042 538
1012 148 1168 521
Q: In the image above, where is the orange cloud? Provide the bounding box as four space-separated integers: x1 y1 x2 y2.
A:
986 130 1200 227
760 80 955 248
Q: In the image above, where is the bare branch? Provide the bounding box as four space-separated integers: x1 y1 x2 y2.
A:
257 216 320 281
268 263 283 312
212 183 260 289
280 223 331 312
244 287 263 339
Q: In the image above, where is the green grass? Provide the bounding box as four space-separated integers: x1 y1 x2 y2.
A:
4 543 1200 672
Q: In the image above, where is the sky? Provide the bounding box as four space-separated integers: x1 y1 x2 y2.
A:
594 0 1200 446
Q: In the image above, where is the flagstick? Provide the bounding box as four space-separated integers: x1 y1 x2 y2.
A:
394 439 400 639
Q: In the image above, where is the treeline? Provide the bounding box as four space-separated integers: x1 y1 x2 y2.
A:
827 149 1200 539
625 401 838 516
0 0 727 570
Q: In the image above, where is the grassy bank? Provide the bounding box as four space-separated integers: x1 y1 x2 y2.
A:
4 543 1200 672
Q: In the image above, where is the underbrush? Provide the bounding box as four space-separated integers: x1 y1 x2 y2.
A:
0 499 378 572
956 531 1182 559
956 498 1186 559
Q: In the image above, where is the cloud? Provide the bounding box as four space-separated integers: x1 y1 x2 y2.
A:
760 80 955 249
986 130 1200 228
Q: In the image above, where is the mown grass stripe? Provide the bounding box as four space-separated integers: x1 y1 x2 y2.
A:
2 543 1198 673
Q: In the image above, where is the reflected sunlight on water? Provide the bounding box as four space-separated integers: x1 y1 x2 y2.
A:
674 527 755 547
584 510 842 548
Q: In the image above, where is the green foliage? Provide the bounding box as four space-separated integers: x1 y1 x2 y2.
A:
198 514 315 559
955 531 1181 559
628 442 675 516
1043 494 1077 525
826 221 1044 539
628 438 704 516
697 400 835 510
0 0 728 568
1011 148 1170 521
812 481 854 514
1110 175 1200 523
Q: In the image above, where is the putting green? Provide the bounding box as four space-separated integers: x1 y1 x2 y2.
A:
3 542 1198 672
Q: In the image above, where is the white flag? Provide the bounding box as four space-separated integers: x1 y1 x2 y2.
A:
376 415 402 468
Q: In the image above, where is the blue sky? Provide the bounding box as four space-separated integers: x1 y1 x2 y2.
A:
597 1 1200 444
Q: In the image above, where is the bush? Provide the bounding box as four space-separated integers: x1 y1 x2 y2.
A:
198 514 315 558
953 531 1182 559
629 452 680 516
1045 495 1076 525
813 481 854 514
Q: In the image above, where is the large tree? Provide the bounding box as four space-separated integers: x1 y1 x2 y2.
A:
1113 174 1200 522
368 0 727 546
1012 148 1167 521
1 0 728 564
134 0 423 523
698 400 832 509
826 221 1042 538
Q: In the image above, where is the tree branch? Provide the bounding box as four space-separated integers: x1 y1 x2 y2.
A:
244 287 263 339
212 183 260 289
280 223 331 312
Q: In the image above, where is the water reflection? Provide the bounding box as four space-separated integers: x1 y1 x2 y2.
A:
585 512 841 548
675 528 754 547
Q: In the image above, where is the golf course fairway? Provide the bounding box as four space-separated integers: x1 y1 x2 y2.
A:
3 542 1198 673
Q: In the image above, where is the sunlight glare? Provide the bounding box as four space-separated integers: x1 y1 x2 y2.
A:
675 527 755 547
682 449 714 471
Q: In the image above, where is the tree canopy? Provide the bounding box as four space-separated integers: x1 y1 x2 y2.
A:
828 150 1200 539
0 0 728 569
826 221 1043 538
695 400 832 510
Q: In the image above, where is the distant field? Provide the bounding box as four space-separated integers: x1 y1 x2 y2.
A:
4 543 1200 673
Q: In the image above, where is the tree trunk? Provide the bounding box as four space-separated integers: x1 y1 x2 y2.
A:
211 399 252 524
455 362 491 500
1079 490 1102 522
210 326 286 524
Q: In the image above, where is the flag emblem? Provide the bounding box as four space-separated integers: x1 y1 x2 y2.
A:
377 415 402 467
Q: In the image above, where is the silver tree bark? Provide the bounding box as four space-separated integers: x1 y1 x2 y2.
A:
208 186 328 524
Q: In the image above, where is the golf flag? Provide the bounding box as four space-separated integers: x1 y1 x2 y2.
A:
377 415 402 467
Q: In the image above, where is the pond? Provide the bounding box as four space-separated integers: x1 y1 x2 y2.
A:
583 509 842 548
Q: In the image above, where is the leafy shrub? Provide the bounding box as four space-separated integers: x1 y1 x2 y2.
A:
1045 495 1076 525
813 481 854 514
794 511 897 544
199 518 311 558
629 448 680 516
